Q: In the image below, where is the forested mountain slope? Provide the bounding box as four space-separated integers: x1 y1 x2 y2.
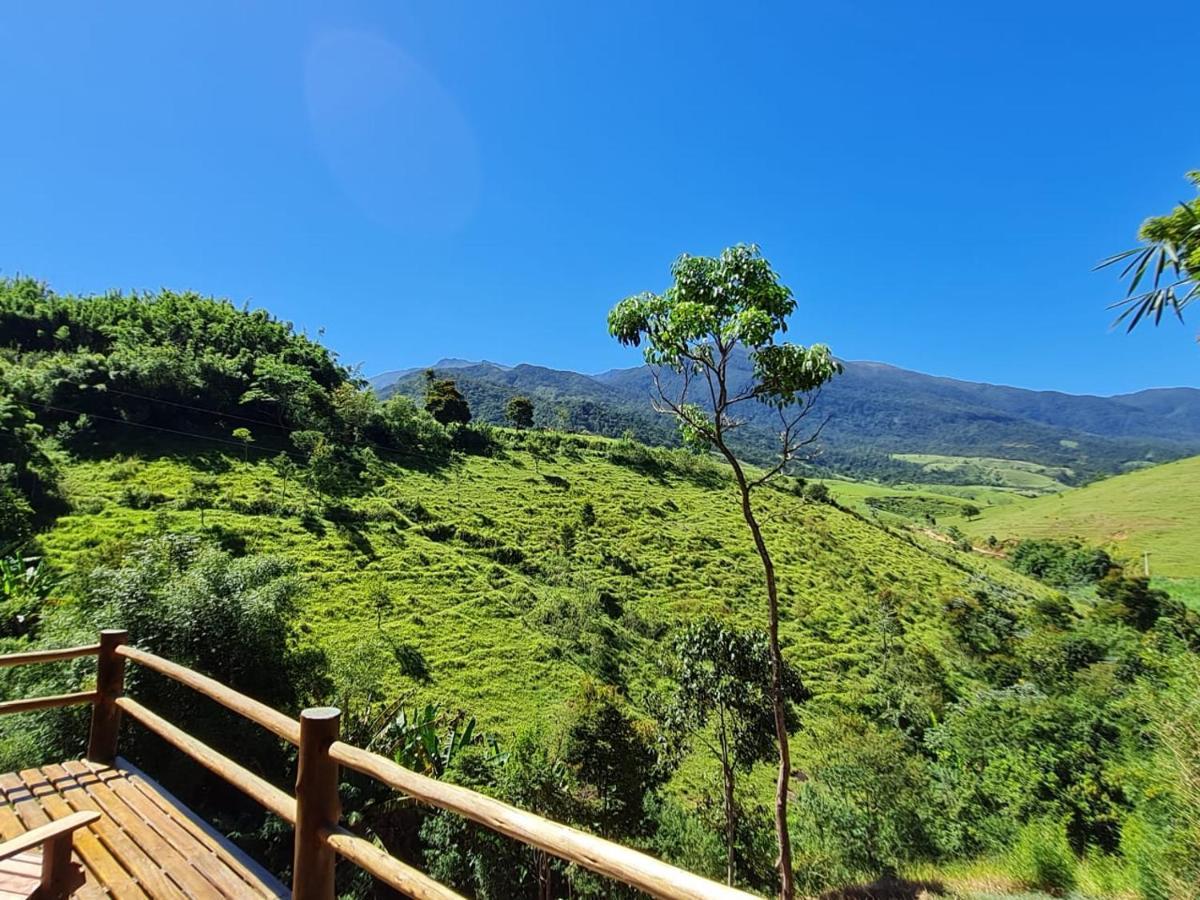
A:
376 354 1200 483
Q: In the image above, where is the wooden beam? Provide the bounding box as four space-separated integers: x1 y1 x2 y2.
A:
321 826 464 900
115 697 297 823
39 823 81 899
0 692 96 716
328 741 756 900
86 630 127 765
293 708 340 900
115 645 301 746
0 645 100 668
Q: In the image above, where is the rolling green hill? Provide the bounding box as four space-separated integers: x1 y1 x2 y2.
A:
36 435 1051 734
892 454 1073 494
955 455 1200 580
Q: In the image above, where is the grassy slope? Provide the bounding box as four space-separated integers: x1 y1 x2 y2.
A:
39 437 1052 737
953 455 1200 581
822 479 1022 522
892 454 1072 493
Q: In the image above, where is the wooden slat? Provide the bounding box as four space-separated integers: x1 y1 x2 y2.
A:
0 773 51 832
50 763 215 899
0 849 39 876
19 767 151 900
329 741 758 900
0 690 97 716
323 825 465 900
3 752 283 899
80 762 257 898
115 697 297 825
0 850 39 900
0 804 25 841
114 763 288 900
0 645 100 668
112 759 288 899
117 646 300 745
11 767 104 897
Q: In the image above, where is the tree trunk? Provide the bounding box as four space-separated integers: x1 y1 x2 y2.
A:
718 714 737 886
537 849 551 900
722 756 736 886
733 469 795 900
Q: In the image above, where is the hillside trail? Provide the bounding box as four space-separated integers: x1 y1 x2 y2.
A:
917 527 1006 558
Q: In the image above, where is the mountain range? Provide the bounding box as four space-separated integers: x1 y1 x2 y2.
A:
370 356 1200 484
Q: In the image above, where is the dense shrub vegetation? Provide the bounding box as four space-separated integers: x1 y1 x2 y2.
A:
1 282 1198 897
1009 538 1113 588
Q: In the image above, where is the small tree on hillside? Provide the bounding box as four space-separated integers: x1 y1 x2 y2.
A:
423 370 472 426
562 679 661 838
665 620 807 887
506 395 535 429
187 475 219 528
272 452 298 504
232 427 254 461
608 244 840 899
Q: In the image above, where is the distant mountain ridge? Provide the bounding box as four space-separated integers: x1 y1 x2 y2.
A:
368 358 511 389
372 356 1200 482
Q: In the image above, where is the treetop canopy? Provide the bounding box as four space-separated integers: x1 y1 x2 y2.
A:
607 244 841 410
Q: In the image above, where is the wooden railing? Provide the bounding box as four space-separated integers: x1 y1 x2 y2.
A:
0 630 757 900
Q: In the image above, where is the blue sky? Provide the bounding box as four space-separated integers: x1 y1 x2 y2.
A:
2 1 1197 394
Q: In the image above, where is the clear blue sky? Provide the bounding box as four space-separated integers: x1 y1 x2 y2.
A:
2 1 1197 394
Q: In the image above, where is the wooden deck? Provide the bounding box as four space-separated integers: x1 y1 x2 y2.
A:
0 758 288 899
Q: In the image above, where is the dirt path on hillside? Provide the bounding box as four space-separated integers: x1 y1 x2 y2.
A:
917 527 1007 558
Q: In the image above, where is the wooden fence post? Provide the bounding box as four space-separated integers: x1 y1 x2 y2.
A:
293 706 341 900
86 629 128 764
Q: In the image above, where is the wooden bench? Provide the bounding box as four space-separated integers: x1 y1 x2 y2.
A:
0 810 98 900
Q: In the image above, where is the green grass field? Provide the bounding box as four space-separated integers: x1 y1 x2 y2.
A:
893 454 1073 493
953 455 1200 579
822 478 1025 529
1160 577 1200 610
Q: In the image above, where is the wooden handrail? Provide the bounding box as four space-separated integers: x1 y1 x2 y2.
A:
0 690 97 716
321 825 465 900
116 645 301 745
115 696 297 823
0 636 757 900
328 741 757 900
0 644 100 668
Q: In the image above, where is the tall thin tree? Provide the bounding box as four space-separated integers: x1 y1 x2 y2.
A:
608 244 839 899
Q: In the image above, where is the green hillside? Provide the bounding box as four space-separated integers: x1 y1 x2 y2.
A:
823 478 1026 524
36 436 1048 734
956 455 1200 579
893 454 1073 494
